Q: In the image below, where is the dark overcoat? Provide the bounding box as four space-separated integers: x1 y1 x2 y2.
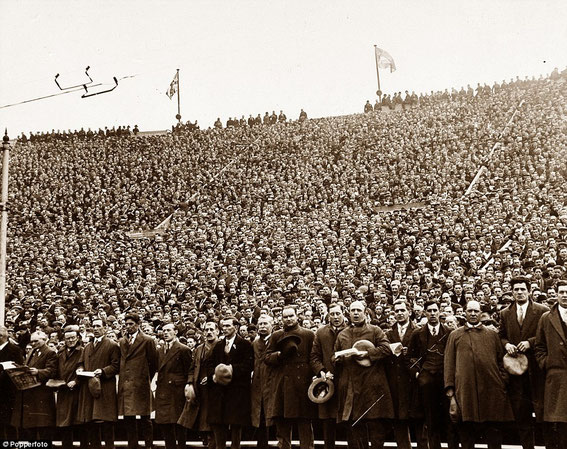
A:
56 346 83 427
309 324 345 420
206 334 253 426
0 341 24 426
264 324 317 420
499 301 548 421
444 325 514 422
534 305 567 422
118 332 158 416
333 323 394 423
251 335 273 427
155 340 192 424
11 344 57 429
386 322 421 419
177 340 216 430
76 336 120 423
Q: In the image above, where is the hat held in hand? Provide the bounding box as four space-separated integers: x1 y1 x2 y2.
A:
214 363 233 386
88 377 102 398
353 339 375 367
503 353 528 375
308 377 335 404
277 334 302 359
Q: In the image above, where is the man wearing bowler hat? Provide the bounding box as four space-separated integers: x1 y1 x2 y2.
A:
499 277 548 449
265 305 316 449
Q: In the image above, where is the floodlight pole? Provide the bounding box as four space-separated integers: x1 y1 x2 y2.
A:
374 45 382 101
175 68 181 124
0 130 10 325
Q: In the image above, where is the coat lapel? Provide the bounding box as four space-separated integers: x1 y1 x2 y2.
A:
126 332 144 358
549 308 566 342
521 302 537 338
159 341 180 370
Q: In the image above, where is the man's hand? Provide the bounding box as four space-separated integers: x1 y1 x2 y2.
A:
355 350 368 360
505 343 518 356
324 371 334 380
517 341 530 352
446 388 454 398
29 367 38 375
93 368 103 377
67 380 77 389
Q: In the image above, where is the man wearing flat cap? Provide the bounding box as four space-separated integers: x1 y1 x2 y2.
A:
206 316 253 449
265 305 316 449
499 277 548 449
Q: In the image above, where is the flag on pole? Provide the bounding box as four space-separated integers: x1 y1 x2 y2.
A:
166 72 179 99
374 47 396 73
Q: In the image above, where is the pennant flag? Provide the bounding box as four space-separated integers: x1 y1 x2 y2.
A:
374 47 396 73
166 72 178 99
126 212 173 239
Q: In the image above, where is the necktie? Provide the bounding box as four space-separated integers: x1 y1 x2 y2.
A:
225 339 231 354
518 307 524 327
431 327 437 337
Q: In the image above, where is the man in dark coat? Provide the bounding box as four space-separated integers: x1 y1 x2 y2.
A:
76 318 120 449
178 321 219 449
11 331 57 440
333 300 394 449
408 300 457 449
118 313 158 449
0 325 24 440
499 277 548 449
265 305 316 449
155 323 192 449
251 314 274 449
534 280 567 449
206 317 253 449
56 326 86 449
385 300 426 449
444 300 514 449
309 303 346 449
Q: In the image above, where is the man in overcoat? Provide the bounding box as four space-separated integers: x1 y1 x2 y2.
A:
0 324 23 440
11 331 57 440
251 314 274 449
309 303 346 449
118 313 158 449
178 321 219 449
408 300 457 449
56 326 86 449
265 305 316 449
333 300 394 449
499 277 548 449
155 323 192 449
76 318 120 449
444 300 514 449
206 317 253 449
534 279 567 449
385 300 425 449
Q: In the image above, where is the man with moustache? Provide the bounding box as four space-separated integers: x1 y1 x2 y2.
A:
265 306 316 449
155 323 192 449
56 326 86 449
444 300 514 449
118 313 158 449
333 300 394 449
179 320 219 449
0 324 24 440
499 277 548 449
76 319 120 449
251 314 274 449
206 317 253 449
310 303 347 449
408 300 457 449
11 331 58 440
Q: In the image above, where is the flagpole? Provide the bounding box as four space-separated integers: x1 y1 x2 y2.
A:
374 45 382 101
0 130 10 325
176 69 181 124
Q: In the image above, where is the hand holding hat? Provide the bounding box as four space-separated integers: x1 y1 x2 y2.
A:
213 363 233 386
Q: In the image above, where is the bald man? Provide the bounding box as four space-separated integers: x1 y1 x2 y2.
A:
0 325 24 439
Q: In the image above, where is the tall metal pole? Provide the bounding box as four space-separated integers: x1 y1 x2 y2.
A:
176 68 181 124
0 130 10 325
374 45 382 101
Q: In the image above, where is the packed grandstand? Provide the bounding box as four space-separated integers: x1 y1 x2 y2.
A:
4 70 567 350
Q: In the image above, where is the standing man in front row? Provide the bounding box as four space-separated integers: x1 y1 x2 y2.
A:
77 319 120 449
265 305 316 449
535 279 567 449
499 277 548 449
206 317 254 449
155 323 192 449
0 325 23 440
444 300 514 449
118 313 158 449
333 300 395 449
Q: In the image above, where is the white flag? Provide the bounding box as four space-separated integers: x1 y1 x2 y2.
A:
374 47 396 73
166 72 178 99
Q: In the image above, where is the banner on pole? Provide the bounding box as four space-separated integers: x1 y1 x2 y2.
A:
374 47 396 73
166 72 179 99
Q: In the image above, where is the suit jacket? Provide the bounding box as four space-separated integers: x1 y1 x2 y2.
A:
11 344 57 429
499 301 548 419
155 340 192 424
118 331 158 416
0 341 24 425
407 323 452 376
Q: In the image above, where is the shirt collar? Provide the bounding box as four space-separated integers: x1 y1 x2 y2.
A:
428 324 440 334
0 341 8 351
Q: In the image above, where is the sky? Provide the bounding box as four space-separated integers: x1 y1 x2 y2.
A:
0 0 566 136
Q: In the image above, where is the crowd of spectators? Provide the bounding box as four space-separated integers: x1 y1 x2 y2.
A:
3 69 567 357
18 125 140 144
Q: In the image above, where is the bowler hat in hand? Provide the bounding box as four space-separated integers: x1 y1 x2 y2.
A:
214 363 233 386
